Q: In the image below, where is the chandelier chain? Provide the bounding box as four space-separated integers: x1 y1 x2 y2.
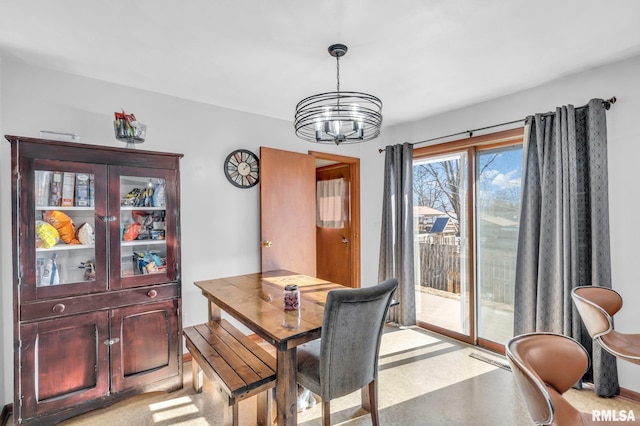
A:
336 56 340 93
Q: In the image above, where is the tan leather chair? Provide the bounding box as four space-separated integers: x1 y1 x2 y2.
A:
572 286 640 365
506 333 596 425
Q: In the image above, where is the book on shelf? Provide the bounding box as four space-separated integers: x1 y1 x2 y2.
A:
61 172 75 207
75 173 90 207
49 172 62 206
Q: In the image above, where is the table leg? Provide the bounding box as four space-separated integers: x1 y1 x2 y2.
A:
208 298 221 323
276 348 297 426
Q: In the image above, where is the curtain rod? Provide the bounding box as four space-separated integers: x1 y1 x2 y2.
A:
378 96 617 153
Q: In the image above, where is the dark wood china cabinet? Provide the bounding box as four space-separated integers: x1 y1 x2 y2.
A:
7 135 183 424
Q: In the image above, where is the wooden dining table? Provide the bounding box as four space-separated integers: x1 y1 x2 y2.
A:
194 269 345 426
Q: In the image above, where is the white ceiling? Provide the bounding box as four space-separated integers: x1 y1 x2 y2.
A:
1 1 639 128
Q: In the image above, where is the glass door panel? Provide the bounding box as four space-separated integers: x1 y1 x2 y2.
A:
120 176 167 277
414 152 470 337
112 167 176 289
476 146 522 344
29 161 108 300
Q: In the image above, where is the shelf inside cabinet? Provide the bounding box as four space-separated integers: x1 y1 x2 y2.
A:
36 244 94 252
121 240 166 247
36 206 94 211
121 206 165 211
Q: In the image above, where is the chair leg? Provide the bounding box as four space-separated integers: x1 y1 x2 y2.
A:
321 400 331 426
368 380 379 426
361 382 371 411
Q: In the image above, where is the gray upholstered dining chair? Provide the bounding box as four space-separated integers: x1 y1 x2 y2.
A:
296 278 398 426
571 286 640 365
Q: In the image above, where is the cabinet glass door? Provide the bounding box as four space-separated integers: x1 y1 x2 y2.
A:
27 161 108 300
111 166 178 289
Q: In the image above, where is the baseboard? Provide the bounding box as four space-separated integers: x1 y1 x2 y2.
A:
1 403 12 426
582 382 640 405
619 387 640 404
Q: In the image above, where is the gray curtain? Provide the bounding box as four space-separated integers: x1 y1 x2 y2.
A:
514 98 619 397
379 142 416 326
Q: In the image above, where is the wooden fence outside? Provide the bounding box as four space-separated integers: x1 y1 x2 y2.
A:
416 240 516 305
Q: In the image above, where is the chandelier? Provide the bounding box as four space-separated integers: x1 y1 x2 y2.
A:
294 44 383 145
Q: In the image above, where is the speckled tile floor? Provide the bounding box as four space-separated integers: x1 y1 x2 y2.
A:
10 326 640 425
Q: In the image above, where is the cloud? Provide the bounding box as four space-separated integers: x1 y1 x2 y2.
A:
491 169 520 190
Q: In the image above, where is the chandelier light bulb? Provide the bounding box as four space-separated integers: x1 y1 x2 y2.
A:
333 120 341 136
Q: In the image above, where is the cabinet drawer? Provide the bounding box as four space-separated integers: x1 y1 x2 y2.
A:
20 282 180 322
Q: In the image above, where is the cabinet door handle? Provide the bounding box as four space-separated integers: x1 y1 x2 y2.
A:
52 303 66 314
97 215 117 223
147 289 158 299
103 338 120 346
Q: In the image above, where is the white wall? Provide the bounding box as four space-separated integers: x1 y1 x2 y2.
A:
382 54 640 394
2 52 639 405
0 58 387 406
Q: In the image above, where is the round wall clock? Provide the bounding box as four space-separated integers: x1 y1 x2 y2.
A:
224 149 259 188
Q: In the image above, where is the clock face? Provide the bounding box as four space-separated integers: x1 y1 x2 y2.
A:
224 149 259 188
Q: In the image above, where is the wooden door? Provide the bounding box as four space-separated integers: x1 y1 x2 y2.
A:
259 147 316 276
316 164 352 286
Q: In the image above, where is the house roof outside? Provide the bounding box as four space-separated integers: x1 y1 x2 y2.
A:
414 206 445 217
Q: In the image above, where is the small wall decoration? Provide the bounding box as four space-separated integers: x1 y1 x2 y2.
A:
224 149 259 188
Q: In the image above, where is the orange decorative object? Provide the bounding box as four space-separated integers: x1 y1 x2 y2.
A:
43 210 80 244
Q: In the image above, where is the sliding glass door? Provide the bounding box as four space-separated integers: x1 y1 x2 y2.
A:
413 151 471 339
476 145 522 345
413 129 523 349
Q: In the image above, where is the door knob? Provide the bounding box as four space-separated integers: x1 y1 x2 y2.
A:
261 241 273 248
342 237 349 244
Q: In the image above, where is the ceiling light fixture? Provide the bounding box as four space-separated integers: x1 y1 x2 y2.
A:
294 44 383 145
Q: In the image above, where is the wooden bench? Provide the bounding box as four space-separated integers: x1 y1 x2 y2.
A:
184 320 276 426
